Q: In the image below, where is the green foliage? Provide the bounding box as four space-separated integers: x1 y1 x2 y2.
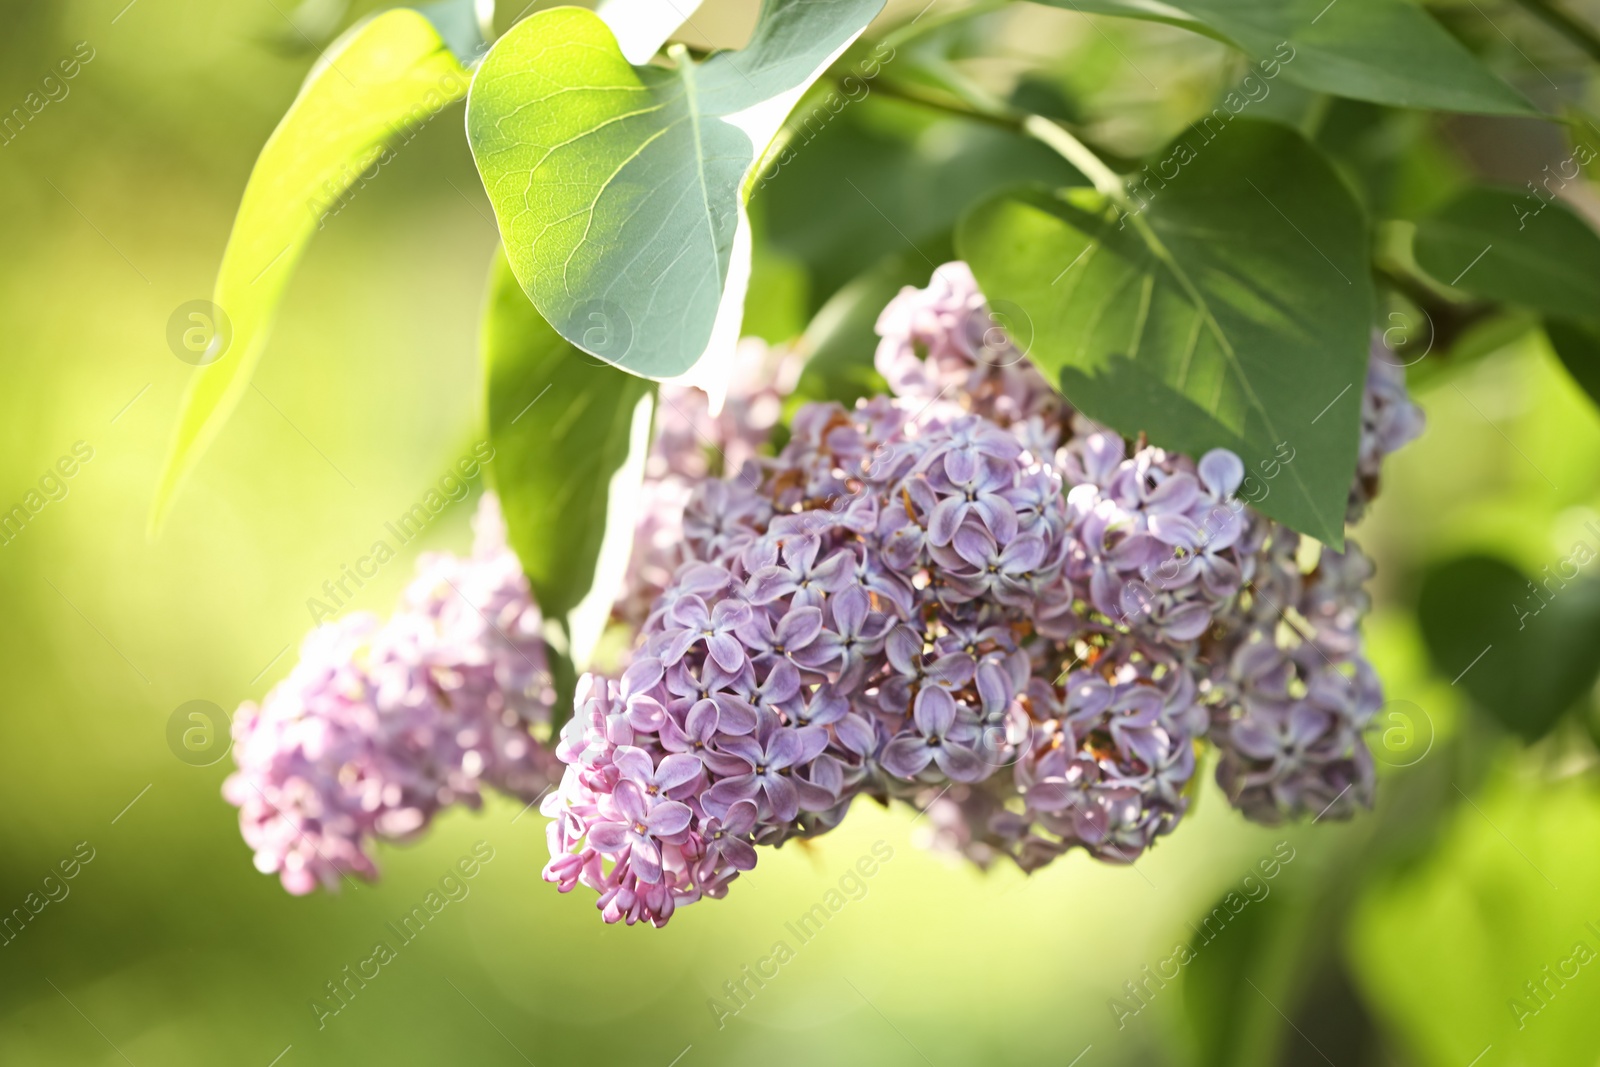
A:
1545 317 1600 409
416 0 493 64
1414 186 1600 319
482 249 655 685
151 8 468 530
1181 890 1291 1066
958 120 1370 546
1030 0 1532 114
465 0 883 380
1350 774 1600 1066
787 245 941 410
1417 555 1600 742
759 94 1081 309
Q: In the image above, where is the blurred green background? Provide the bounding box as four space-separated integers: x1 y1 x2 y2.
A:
6 0 1600 1064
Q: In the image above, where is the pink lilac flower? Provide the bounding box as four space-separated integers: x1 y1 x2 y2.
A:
619 339 804 626
226 495 557 894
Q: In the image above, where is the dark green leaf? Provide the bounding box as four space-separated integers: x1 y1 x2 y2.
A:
761 95 1081 307
467 0 884 380
789 242 951 410
957 120 1371 546
1417 555 1600 742
483 249 655 661
1032 0 1533 115
1414 186 1600 319
1545 317 1600 410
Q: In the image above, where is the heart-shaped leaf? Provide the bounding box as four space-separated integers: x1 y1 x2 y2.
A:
1417 554 1600 742
150 9 469 531
1414 186 1600 319
466 0 885 382
1032 0 1533 115
957 120 1371 546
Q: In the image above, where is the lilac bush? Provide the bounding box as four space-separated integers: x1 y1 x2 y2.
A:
226 263 1425 924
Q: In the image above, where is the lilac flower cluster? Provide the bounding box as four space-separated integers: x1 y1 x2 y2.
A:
227 262 1424 918
541 399 1075 924
225 496 556 894
1201 535 1384 824
537 266 1423 921
620 339 803 627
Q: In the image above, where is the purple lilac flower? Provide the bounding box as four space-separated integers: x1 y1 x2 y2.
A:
1202 539 1383 824
1061 419 1259 643
239 261 1426 915
1349 337 1426 522
226 494 556 895
875 260 1066 426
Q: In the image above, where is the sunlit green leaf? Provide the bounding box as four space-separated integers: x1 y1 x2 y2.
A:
1032 0 1533 115
958 120 1370 546
465 0 884 381
1414 186 1600 319
151 9 469 531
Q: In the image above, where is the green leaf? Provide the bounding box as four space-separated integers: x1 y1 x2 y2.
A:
760 93 1081 308
1414 186 1600 319
1545 317 1600 410
482 248 655 670
788 243 945 410
957 120 1371 546
1416 555 1600 742
1181 886 1290 1066
416 0 493 66
1349 773 1600 1066
465 0 884 382
150 9 469 532
743 205 812 344
1031 0 1533 115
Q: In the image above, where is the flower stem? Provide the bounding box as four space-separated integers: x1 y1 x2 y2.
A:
1021 115 1132 209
